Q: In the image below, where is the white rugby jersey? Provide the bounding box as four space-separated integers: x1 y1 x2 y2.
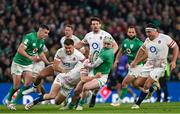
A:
61 61 84 86
142 33 176 68
82 30 114 55
54 48 85 70
60 35 80 47
82 30 114 62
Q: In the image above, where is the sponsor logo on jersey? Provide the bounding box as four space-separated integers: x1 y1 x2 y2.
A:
150 46 157 54
92 42 99 50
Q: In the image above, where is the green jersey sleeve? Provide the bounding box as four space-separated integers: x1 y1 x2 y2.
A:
22 34 32 48
99 50 107 61
137 39 143 48
38 42 45 55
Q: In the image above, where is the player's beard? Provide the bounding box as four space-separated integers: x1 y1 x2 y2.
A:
128 35 135 40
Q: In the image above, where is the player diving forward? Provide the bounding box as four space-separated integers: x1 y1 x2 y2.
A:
25 38 86 110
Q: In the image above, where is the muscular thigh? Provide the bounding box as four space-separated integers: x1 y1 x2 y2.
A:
11 61 33 76
39 65 54 78
83 79 99 91
74 81 84 93
122 75 135 85
49 83 61 97
55 92 67 105
132 77 147 87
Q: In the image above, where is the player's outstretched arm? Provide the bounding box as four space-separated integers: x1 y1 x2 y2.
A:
170 44 179 70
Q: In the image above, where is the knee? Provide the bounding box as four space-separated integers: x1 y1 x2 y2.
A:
132 80 140 88
49 93 57 99
144 83 151 90
55 99 61 105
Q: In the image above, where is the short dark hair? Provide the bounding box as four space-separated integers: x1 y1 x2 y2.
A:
127 25 137 31
64 24 74 30
128 25 136 29
39 24 49 30
90 17 101 23
64 38 74 46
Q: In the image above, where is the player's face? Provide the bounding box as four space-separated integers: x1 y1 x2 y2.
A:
145 30 157 40
91 21 101 33
64 44 74 55
64 27 73 38
38 28 49 39
127 28 136 39
103 42 112 48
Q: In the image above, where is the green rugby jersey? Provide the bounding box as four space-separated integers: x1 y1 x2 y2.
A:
93 48 114 75
13 32 45 65
121 37 143 64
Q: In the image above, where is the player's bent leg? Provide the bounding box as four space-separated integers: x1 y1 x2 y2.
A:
55 93 66 105
89 89 98 108
121 75 135 88
34 65 54 87
132 77 146 88
6 74 21 110
13 75 22 91
12 72 32 105
36 78 46 95
44 83 60 100
25 83 60 110
111 75 135 106
23 66 54 95
39 65 54 78
144 77 155 92
66 81 84 110
89 75 108 108
76 79 99 110
132 76 155 108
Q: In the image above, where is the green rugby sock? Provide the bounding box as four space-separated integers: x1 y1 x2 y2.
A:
120 88 128 99
7 87 17 102
12 86 29 104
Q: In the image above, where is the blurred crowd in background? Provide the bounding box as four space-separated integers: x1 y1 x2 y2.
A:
0 0 179 82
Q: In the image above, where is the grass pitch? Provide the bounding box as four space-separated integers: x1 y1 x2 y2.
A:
0 102 180 114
